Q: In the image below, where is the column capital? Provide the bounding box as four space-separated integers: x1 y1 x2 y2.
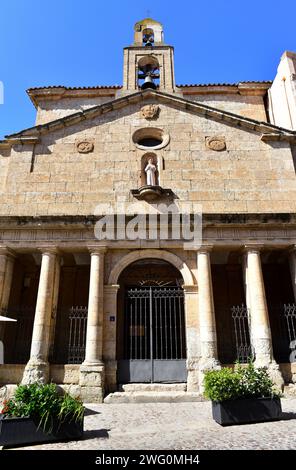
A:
88 246 108 256
197 244 214 254
182 284 198 294
104 284 120 295
288 244 296 254
0 246 17 259
38 246 60 256
243 244 264 254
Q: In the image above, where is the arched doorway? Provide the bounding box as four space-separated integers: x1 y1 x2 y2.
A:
117 258 187 383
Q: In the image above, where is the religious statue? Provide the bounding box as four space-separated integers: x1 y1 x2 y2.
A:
145 158 157 186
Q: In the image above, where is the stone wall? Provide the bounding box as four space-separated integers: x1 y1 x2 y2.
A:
268 51 296 130
0 98 295 216
184 94 267 121
36 95 116 125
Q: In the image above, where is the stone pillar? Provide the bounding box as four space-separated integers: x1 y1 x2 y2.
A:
197 247 220 392
244 245 284 388
22 248 60 384
48 256 62 359
183 285 199 392
289 246 296 303
0 248 15 311
103 284 120 393
80 248 106 403
0 248 16 343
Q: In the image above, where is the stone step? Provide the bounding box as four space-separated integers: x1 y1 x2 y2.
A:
104 391 205 404
120 383 187 392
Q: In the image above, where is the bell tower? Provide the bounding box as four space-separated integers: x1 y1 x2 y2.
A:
122 18 175 93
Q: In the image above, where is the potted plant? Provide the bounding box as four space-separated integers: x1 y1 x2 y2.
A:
204 362 282 426
0 383 84 447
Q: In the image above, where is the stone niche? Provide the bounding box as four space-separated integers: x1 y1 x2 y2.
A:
131 153 173 201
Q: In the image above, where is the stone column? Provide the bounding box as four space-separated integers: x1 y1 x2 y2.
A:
244 245 283 387
0 247 16 343
103 284 120 393
197 247 220 391
22 248 60 384
289 246 296 303
48 256 62 359
80 248 106 403
183 285 199 392
0 248 15 311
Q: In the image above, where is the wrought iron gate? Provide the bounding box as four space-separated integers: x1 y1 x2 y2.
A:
118 286 187 383
52 306 88 364
283 304 296 361
67 306 88 364
231 304 253 363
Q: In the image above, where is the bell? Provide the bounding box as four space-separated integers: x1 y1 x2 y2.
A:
141 74 157 90
143 35 154 47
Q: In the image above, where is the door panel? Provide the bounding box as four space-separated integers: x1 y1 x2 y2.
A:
118 286 187 383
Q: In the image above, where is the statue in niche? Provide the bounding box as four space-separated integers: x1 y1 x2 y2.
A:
145 158 157 186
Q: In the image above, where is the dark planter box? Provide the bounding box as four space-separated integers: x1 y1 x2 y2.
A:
212 397 282 426
0 415 83 447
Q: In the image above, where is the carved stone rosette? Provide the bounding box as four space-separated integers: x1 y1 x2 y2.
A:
205 136 226 151
76 140 94 154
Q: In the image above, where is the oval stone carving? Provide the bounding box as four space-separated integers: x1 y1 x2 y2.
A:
141 104 160 120
205 136 226 151
76 141 94 153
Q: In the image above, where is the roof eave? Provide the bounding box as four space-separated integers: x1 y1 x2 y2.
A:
5 89 296 142
27 86 122 108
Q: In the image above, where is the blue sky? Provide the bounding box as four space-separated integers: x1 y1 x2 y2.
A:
0 0 296 139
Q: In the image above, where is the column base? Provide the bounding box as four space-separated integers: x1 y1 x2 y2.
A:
198 357 221 394
186 358 199 392
79 363 105 403
266 361 285 391
105 360 117 394
254 348 285 391
21 359 49 385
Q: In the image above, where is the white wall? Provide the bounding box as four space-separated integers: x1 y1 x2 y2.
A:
268 51 296 130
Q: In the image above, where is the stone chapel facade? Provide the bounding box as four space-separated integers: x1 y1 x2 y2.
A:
0 18 296 402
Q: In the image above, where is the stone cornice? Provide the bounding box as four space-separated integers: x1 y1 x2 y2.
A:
27 87 119 108
3 90 296 146
180 82 272 97
0 213 294 229
124 44 174 51
261 133 296 142
0 137 39 148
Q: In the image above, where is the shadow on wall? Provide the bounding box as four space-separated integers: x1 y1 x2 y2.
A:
292 145 296 174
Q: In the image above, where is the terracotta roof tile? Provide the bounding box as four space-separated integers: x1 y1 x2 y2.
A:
177 81 272 87
27 85 122 91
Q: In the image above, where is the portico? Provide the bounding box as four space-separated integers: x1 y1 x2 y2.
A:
0 214 295 401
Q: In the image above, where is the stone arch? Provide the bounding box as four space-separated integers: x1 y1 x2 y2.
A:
108 249 194 286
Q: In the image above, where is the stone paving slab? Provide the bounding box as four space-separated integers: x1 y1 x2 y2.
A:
9 398 296 450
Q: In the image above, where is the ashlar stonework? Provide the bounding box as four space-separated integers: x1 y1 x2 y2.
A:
0 18 296 403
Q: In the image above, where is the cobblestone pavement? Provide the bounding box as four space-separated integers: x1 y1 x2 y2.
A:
11 398 296 450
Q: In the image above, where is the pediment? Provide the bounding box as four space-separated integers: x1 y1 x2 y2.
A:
2 89 296 146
